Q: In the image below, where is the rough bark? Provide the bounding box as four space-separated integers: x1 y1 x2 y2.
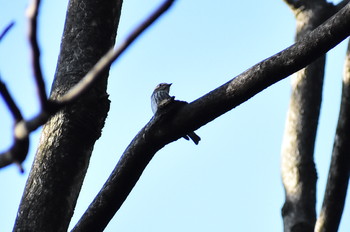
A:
280 1 333 231
315 39 350 232
280 1 335 232
72 3 350 231
13 0 123 231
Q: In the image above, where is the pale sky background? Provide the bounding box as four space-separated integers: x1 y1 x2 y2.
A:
0 0 349 231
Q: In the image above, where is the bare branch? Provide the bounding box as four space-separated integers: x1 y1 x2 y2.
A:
72 3 350 231
56 0 176 105
0 0 49 172
0 78 23 121
26 0 47 108
0 78 28 172
0 137 29 173
0 90 57 171
13 0 177 230
280 1 336 231
279 1 350 231
0 0 175 173
0 21 15 41
315 39 350 232
0 101 57 172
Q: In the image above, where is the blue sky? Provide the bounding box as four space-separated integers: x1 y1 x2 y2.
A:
0 0 349 231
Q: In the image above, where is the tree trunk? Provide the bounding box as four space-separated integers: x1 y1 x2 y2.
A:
13 0 123 231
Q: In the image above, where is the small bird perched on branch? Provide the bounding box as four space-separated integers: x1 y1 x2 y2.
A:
151 83 201 145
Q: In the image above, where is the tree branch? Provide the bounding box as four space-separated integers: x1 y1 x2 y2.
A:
0 21 15 41
0 0 54 172
0 0 175 172
72 3 350 231
56 0 176 105
13 0 179 231
279 1 336 231
14 0 123 229
0 78 23 122
27 0 47 108
0 78 28 173
315 39 350 232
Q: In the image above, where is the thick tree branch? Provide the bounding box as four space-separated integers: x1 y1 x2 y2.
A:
72 3 350 231
13 0 178 230
13 0 123 230
280 1 336 231
315 39 350 232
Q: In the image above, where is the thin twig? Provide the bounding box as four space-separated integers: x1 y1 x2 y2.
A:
27 0 47 108
0 0 176 172
0 77 28 173
0 77 23 121
315 39 350 232
0 21 15 41
0 0 46 172
57 0 176 105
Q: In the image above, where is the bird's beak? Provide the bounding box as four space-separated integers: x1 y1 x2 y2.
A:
168 83 172 86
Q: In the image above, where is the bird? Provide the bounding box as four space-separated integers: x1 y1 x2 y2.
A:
151 83 201 145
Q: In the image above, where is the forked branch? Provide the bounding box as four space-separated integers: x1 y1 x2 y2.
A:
0 0 176 172
72 3 350 231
